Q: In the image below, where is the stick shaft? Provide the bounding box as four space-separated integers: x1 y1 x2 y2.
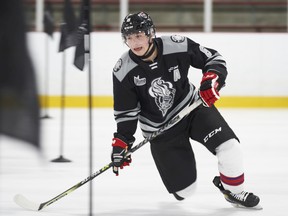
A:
130 99 202 154
37 99 202 210
38 162 112 210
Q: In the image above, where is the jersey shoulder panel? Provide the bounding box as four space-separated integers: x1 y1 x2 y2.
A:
161 35 188 55
113 51 137 82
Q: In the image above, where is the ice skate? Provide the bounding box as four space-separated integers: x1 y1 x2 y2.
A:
213 176 262 210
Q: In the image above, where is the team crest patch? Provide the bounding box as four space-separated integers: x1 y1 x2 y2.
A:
149 78 176 117
171 35 185 43
113 58 122 72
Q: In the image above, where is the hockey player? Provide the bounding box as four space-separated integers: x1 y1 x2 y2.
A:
111 11 260 208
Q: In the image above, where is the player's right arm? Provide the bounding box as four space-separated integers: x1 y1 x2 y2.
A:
111 55 139 175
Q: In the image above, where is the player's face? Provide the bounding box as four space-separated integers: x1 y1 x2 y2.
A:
125 32 151 56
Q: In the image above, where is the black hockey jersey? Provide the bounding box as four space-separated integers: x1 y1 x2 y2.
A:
112 35 227 141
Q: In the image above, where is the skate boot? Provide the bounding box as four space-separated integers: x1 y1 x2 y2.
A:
213 176 262 209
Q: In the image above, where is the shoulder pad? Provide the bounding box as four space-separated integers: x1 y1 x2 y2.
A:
161 35 188 55
113 51 137 82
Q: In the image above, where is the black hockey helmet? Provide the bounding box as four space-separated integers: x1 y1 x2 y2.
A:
121 12 155 40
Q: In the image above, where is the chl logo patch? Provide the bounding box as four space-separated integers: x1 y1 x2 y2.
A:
171 35 185 43
134 75 146 86
113 58 122 72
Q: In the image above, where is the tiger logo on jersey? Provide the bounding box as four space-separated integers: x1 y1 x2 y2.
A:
149 78 176 117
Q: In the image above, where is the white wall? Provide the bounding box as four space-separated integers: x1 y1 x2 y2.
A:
27 32 288 97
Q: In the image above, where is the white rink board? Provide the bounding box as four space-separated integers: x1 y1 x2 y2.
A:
27 32 288 97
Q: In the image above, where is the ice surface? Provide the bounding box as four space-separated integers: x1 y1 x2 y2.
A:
1 108 288 216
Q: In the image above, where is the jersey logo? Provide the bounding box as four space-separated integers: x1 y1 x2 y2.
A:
134 75 146 86
171 35 185 43
149 78 176 117
113 58 122 72
168 65 181 82
199 46 212 58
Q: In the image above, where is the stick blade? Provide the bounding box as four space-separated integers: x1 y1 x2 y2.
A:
14 194 40 211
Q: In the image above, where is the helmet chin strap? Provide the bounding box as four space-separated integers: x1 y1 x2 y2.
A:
140 39 156 60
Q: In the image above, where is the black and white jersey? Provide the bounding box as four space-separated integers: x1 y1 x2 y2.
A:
112 35 227 141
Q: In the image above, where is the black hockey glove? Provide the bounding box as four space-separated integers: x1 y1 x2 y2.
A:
111 133 133 176
199 72 221 107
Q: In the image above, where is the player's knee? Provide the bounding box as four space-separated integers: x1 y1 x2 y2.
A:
215 138 242 165
172 181 197 201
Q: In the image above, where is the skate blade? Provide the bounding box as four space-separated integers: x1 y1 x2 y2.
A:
231 203 263 210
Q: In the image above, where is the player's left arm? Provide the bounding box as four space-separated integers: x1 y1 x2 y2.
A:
187 38 227 107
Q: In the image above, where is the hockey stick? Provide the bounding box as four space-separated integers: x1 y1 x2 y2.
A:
14 99 202 211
